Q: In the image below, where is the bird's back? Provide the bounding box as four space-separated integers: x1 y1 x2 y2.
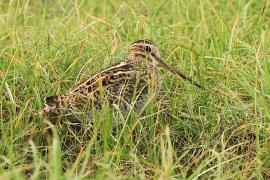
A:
40 60 159 119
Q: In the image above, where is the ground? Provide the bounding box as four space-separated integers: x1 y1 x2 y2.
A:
0 0 270 179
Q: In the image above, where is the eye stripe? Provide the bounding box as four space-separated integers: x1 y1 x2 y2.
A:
143 46 151 52
132 45 152 52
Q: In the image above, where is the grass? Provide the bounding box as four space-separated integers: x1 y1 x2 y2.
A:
0 0 270 179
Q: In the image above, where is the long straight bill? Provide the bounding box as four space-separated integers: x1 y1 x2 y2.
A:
156 57 202 88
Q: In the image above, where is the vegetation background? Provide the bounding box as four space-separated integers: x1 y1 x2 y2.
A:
0 0 269 179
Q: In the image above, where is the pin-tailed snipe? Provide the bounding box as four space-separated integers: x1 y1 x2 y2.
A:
39 39 201 119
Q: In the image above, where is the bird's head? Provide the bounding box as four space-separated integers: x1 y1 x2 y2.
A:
127 39 202 88
127 39 161 66
128 39 161 58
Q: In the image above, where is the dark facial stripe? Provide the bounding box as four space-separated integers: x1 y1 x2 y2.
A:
133 45 152 52
134 53 146 58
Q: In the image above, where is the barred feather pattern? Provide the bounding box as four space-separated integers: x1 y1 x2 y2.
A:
39 40 161 119
39 39 202 123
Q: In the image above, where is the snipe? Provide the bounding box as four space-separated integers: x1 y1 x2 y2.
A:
39 39 201 119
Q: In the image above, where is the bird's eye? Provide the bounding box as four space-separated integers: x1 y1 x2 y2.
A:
143 46 151 52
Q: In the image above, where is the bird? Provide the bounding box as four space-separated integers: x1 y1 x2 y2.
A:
39 39 201 120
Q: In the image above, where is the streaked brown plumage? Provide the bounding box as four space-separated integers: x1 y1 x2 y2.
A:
39 39 201 119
